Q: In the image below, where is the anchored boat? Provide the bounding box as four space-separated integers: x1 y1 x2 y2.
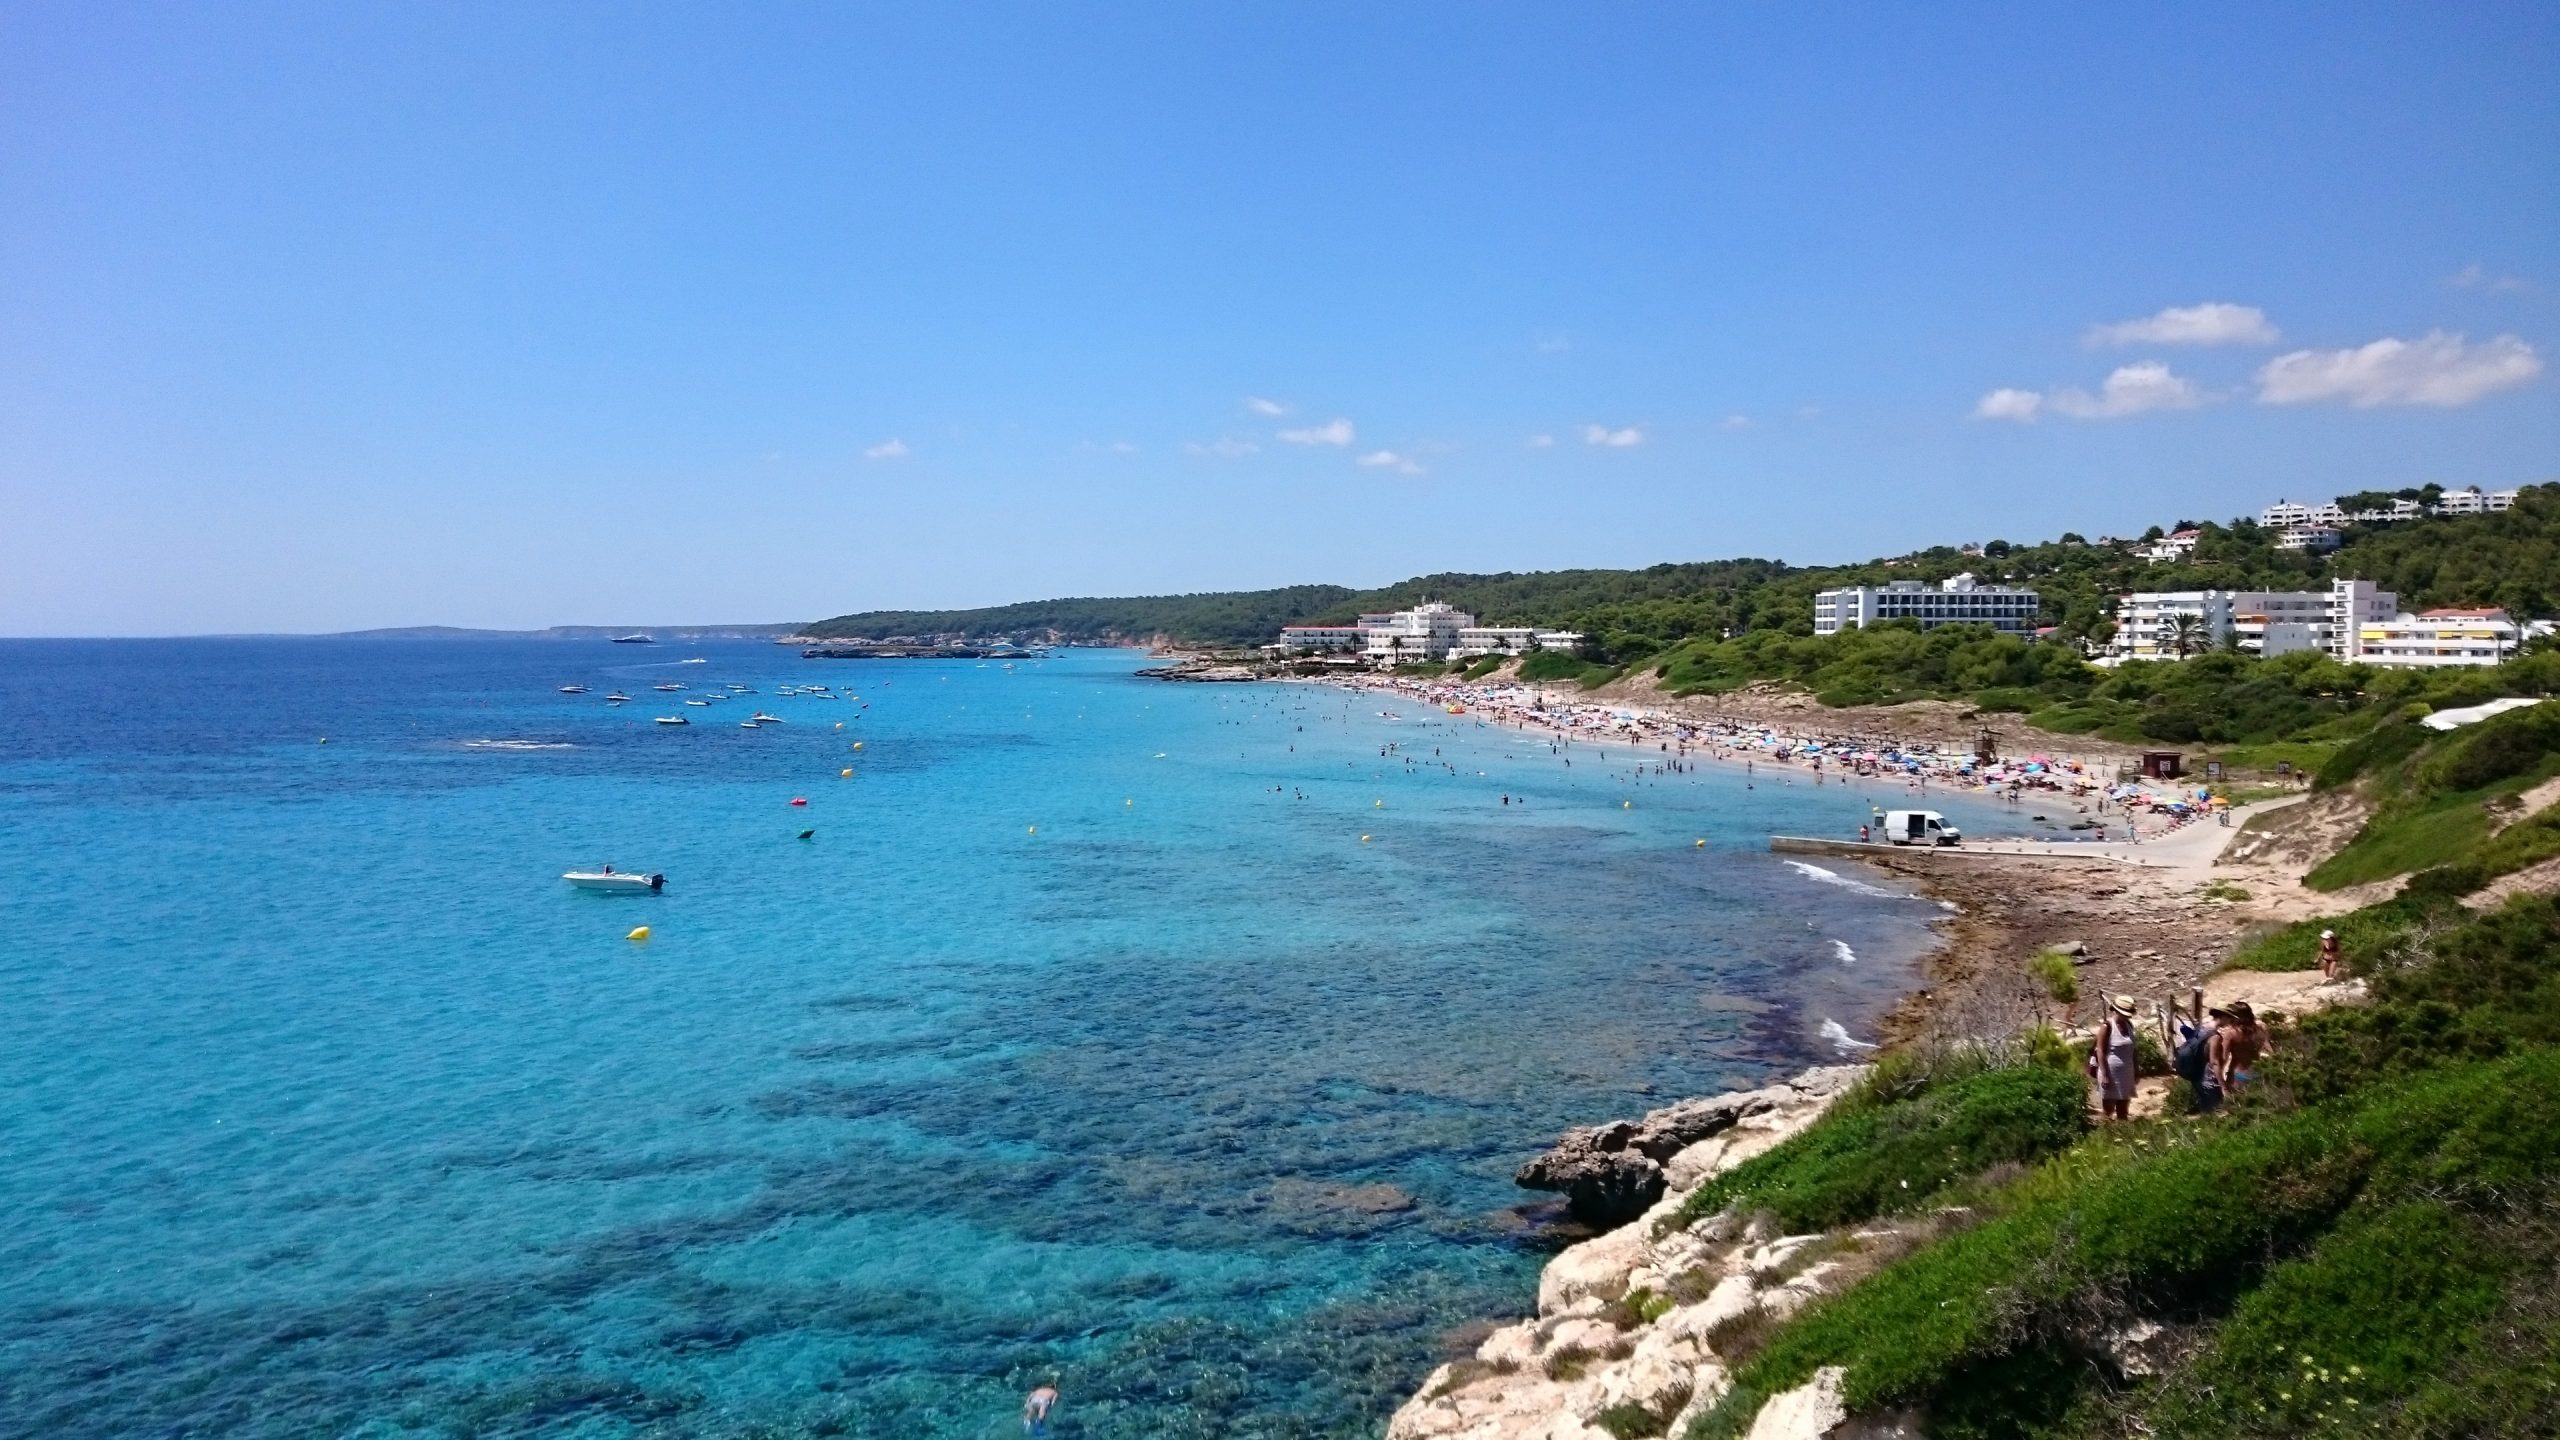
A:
563 869 663 893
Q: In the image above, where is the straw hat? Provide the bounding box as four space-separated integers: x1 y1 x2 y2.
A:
2110 994 2137 1016
2224 1000 2257 1023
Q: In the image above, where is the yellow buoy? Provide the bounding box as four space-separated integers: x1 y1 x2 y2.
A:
1374 799 1384 808
835 722 844 730
626 926 651 942
1623 800 1632 809
1695 838 1706 847
1027 825 1037 835
1360 834 1372 842
840 768 852 778
1124 798 1133 807
852 741 864 750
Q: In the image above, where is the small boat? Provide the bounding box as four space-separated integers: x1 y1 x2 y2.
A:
564 869 663 892
656 715 689 725
727 685 754 693
655 683 685 692
685 699 710 706
741 719 763 728
680 657 707 664
558 684 590 694
750 713 783 724
611 634 655 645
605 692 632 703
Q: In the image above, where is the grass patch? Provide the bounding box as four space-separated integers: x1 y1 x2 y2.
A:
2401 802 2560 901
1460 654 1507 681
1669 1062 2086 1235
2304 780 2517 890
2222 895 2449 973
2198 878 2251 902
2207 741 2338 780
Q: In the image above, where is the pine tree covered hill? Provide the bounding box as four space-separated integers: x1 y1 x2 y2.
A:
803 484 2559 656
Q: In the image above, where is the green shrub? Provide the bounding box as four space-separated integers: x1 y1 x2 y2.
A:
1970 687 2041 714
2027 950 2080 1002
1671 1064 2086 1234
2316 719 2429 790
1687 1050 2560 1438
2140 1201 2509 1438
2414 701 2560 797
2222 895 2451 973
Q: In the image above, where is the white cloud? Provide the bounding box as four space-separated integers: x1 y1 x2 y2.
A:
1583 424 1643 447
1528 433 1555 448
1721 414 1753 430
1974 363 2206 422
2447 264 2536 294
1357 449 1425 475
863 438 909 460
1278 417 1355 446
1184 437 1259 458
2085 302 2279 348
1243 396 1290 417
2256 331 2541 408
1535 333 1572 353
1973 388 2044 423
1110 440 1137 453
2049 361 2207 419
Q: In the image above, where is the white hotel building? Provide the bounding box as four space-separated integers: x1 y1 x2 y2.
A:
1272 602 1581 666
1811 574 2041 636
2109 580 2515 667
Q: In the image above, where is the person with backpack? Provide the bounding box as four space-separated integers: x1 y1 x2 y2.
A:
2167 988 2219 1113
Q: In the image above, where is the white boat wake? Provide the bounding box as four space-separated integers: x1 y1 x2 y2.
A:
463 739 576 751
1782 859 1899 899
1831 939 1858 965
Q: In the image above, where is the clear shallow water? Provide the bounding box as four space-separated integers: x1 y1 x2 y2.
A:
0 640 2007 1439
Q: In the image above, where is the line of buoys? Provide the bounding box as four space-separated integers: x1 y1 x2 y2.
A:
626 926 651 942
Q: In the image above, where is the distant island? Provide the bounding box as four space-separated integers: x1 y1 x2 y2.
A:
323 623 803 642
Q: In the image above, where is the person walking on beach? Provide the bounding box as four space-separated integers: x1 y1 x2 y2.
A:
1024 1380 1059 1436
2090 995 2141 1121
2318 929 2342 980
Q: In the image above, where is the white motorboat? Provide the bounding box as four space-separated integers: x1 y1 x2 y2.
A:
606 692 632 703
654 683 685 692
564 869 663 892
750 712 783 724
685 698 710 706
558 684 590 694
655 715 689 725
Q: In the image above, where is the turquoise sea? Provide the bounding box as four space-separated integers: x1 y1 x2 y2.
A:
0 640 2010 1439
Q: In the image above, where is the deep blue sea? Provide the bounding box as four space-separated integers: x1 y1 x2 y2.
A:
0 640 2009 1439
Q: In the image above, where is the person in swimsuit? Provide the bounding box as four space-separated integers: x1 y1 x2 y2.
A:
2318 929 2342 980
2207 1001 2270 1102
1024 1381 1059 1437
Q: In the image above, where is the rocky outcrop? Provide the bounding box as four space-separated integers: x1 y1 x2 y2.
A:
1390 1065 1915 1440
1514 1067 1865 1227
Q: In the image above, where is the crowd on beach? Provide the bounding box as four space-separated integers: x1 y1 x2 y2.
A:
1315 670 2229 839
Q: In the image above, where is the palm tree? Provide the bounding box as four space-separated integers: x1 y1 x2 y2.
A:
2165 612 2205 659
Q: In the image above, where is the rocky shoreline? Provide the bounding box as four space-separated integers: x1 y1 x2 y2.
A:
1389 1066 1878 1440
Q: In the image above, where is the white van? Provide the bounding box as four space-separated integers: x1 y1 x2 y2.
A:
1880 809 1961 846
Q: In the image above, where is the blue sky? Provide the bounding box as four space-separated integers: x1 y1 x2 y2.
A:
3 3 2554 634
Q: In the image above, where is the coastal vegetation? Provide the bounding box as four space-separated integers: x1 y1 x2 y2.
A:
805 486 2560 763
1657 712 2560 1437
